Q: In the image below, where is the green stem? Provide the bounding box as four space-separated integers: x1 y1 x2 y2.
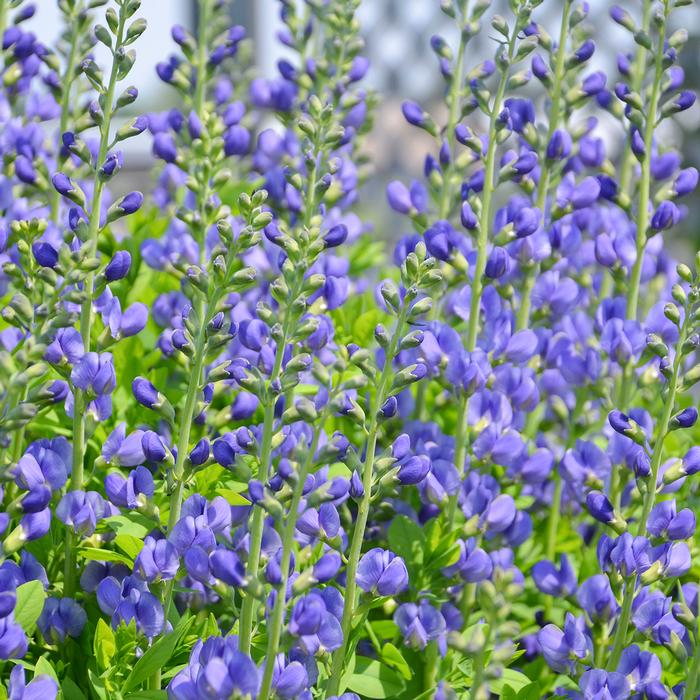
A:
515 0 571 331
64 11 126 598
194 0 210 116
239 131 320 657
423 641 439 694
437 0 470 220
617 0 652 198
607 297 687 669
446 23 519 539
686 627 700 700
325 304 409 697
50 4 83 224
469 622 492 700
0 3 7 57
446 394 467 525
606 575 634 671
258 417 325 700
160 321 208 617
609 0 668 523
625 0 668 323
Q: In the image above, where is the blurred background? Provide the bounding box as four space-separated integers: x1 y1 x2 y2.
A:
25 0 700 248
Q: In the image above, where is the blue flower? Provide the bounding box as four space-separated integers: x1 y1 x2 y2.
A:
356 548 408 596
37 597 87 642
394 601 446 650
7 664 58 700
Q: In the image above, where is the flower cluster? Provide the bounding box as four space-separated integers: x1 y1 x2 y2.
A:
1 0 700 698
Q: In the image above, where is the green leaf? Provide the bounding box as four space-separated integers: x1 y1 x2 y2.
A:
490 669 533 695
34 656 58 681
124 693 168 699
94 618 116 670
215 488 251 506
380 642 412 680
88 669 107 700
123 616 194 692
61 678 88 700
517 683 542 700
346 657 406 699
78 547 133 566
114 534 145 560
14 580 46 634
387 515 425 576
102 512 157 538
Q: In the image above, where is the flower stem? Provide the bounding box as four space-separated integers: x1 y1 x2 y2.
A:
469 621 493 700
437 0 470 220
446 23 519 530
515 0 572 331
238 157 316 652
607 298 688 669
685 626 700 700
324 304 409 697
258 416 326 700
50 3 83 224
625 0 669 324
606 575 634 671
611 0 669 514
64 9 127 598
617 0 652 198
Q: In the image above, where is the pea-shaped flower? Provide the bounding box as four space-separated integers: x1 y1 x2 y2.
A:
394 601 446 650
7 665 57 700
356 547 408 596
37 597 87 642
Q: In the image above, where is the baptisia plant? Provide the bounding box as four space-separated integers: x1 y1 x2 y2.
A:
2 0 700 698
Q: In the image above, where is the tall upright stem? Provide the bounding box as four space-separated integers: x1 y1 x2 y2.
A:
156 0 213 632
239 138 321 656
611 0 670 508
325 305 409 697
445 27 519 530
685 624 700 700
617 0 652 198
607 301 688 669
258 417 325 699
515 0 571 330
624 0 669 324
50 4 84 224
438 0 470 220
64 11 126 597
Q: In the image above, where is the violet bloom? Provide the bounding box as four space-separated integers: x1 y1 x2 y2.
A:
647 500 695 540
616 645 664 697
209 548 245 587
537 612 592 673
7 665 58 700
105 465 154 509
394 601 446 650
577 575 619 622
37 597 87 642
356 548 408 596
102 423 146 466
168 637 259 700
532 554 577 597
22 437 72 491
134 536 180 583
44 327 84 366
104 250 132 281
97 575 165 639
269 656 308 699
70 352 116 395
56 490 115 536
579 669 629 700
0 614 28 659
